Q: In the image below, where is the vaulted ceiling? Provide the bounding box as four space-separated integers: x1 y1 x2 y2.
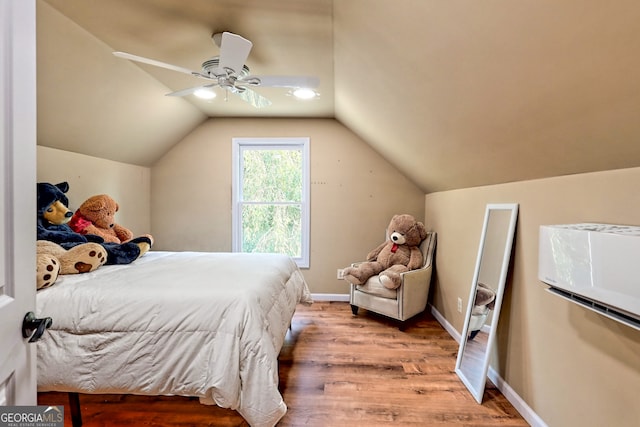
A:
37 0 640 193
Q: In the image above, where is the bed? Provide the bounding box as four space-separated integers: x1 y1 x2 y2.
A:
36 250 313 427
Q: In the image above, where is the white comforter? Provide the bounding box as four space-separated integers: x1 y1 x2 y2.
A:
36 251 313 427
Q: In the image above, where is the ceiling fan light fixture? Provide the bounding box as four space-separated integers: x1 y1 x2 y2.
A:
194 88 217 99
114 32 319 109
292 88 318 100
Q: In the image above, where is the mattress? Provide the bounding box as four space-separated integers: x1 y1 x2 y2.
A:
36 250 313 427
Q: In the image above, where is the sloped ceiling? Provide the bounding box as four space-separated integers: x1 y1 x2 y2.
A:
38 0 640 192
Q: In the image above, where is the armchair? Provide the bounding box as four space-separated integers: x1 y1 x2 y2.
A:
348 231 436 323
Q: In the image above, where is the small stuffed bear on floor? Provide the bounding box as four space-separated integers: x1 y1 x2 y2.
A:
341 214 428 290
70 194 154 249
36 240 107 290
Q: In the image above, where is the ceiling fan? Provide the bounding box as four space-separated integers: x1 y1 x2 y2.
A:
113 31 319 108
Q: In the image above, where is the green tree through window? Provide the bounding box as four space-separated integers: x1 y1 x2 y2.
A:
232 138 310 267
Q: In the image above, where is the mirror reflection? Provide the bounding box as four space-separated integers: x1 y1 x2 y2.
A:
455 203 518 403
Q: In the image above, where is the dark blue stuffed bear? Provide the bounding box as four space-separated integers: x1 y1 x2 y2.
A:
37 182 151 265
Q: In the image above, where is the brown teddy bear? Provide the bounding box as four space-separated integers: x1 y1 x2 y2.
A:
36 240 107 290
36 251 60 290
468 282 496 340
69 194 154 248
342 214 428 289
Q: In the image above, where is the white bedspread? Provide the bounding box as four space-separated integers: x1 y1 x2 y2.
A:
36 251 312 427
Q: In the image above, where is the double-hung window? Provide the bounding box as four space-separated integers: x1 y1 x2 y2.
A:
232 137 310 268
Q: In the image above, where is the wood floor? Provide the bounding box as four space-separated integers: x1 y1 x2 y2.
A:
38 301 528 426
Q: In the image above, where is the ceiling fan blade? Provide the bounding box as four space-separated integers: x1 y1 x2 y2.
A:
251 75 320 89
218 32 252 75
235 87 272 108
166 84 217 97
113 51 201 77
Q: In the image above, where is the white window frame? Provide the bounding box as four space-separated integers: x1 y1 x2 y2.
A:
232 137 310 268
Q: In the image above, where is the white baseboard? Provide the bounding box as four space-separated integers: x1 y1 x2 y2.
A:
428 304 547 427
310 293 350 302
430 303 462 343
487 367 548 427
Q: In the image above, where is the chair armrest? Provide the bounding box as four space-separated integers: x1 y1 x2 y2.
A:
349 263 431 283
400 265 432 288
399 265 433 320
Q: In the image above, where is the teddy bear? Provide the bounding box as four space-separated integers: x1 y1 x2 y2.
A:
69 194 154 246
342 214 428 290
37 182 152 265
37 182 104 246
467 282 496 340
36 251 60 290
36 240 107 290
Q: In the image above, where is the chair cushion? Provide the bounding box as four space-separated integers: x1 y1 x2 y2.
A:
356 275 398 299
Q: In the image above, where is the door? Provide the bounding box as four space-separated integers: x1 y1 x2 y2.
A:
0 0 37 405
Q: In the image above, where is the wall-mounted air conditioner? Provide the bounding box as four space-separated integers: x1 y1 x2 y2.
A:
538 223 640 331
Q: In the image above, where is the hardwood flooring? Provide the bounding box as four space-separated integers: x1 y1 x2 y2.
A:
38 301 528 426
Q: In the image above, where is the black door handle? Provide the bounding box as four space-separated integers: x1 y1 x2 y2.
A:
22 311 52 343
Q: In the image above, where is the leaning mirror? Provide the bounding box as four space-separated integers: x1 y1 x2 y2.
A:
455 203 519 403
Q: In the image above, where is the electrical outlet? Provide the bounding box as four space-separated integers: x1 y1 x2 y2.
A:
457 297 463 313
337 269 345 280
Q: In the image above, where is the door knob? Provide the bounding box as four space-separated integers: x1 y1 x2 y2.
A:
22 311 52 343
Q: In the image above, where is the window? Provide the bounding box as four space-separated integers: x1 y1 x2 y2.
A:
232 137 310 268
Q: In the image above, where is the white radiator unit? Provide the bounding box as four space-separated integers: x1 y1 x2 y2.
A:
538 223 640 331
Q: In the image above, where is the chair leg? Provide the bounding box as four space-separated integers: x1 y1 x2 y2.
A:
350 304 359 315
69 392 82 427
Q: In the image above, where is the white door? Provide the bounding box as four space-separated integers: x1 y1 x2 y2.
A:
0 0 37 405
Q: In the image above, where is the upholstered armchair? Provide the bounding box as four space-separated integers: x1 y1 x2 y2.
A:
348 232 436 324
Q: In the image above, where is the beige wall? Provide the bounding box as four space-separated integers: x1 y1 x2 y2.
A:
425 167 640 427
39 126 640 426
151 118 425 295
37 146 151 237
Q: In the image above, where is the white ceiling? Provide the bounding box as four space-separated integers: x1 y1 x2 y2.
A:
38 0 640 192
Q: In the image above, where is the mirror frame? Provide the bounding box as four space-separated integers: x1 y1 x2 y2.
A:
455 203 519 403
